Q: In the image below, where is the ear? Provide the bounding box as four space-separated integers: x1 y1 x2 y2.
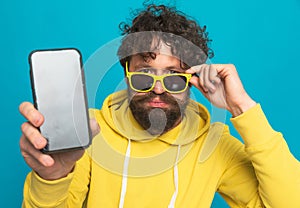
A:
125 77 129 85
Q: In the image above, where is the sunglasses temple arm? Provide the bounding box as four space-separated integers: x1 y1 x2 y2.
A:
192 73 199 78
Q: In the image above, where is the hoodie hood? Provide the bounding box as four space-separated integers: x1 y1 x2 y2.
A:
100 90 210 146
95 90 212 208
88 91 223 208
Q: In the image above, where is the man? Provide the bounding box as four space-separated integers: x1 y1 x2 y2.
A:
19 4 300 208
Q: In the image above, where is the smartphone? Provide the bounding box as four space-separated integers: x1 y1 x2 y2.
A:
29 48 91 153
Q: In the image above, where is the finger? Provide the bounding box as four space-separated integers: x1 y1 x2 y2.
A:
191 65 209 93
211 64 237 78
203 65 216 92
21 122 47 149
186 64 207 75
89 118 101 138
189 76 209 96
20 134 54 167
208 65 221 84
19 102 44 127
189 76 201 90
197 69 209 93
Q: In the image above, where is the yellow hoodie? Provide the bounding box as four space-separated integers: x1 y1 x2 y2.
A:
22 90 300 208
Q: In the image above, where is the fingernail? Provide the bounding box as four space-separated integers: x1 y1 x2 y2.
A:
34 115 41 125
43 157 53 167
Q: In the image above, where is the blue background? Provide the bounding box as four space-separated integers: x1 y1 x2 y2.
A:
1 0 300 207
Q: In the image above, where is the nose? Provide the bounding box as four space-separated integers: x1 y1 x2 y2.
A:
152 80 165 94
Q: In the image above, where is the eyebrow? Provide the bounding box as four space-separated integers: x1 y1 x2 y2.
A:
133 64 184 72
165 66 184 72
133 63 151 70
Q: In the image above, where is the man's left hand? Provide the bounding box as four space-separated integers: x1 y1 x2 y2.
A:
186 64 256 117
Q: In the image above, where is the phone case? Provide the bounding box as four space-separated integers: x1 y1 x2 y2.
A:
29 48 92 153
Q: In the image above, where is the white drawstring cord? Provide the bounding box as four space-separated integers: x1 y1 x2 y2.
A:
118 141 180 208
168 145 181 208
118 139 131 208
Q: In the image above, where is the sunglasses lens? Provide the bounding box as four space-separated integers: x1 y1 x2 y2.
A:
131 74 154 91
164 75 187 92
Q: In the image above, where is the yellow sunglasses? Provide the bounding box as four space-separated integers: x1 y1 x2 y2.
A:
125 61 192 93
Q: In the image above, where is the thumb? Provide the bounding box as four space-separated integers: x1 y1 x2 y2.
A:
189 76 201 90
89 118 101 138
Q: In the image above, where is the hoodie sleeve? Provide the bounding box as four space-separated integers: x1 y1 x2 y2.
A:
230 104 300 208
22 151 91 208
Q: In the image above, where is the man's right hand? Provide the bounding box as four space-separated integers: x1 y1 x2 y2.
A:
19 102 100 180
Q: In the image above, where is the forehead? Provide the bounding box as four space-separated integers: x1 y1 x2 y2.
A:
131 40 181 66
130 53 181 69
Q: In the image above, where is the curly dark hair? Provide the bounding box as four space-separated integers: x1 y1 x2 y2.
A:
117 4 214 70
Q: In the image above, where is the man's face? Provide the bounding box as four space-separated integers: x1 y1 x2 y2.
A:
127 53 190 135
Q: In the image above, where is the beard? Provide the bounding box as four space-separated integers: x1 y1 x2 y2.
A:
128 90 190 135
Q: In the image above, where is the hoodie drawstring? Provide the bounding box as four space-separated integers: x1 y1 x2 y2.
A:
118 141 181 208
118 139 131 208
168 145 181 208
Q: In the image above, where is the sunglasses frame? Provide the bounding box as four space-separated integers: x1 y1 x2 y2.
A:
125 61 192 93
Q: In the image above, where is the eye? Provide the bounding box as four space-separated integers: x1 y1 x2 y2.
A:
168 69 182 74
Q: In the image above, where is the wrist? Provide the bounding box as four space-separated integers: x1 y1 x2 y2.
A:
228 96 257 117
37 164 75 181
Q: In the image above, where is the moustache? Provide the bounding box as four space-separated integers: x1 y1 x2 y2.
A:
130 91 180 106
